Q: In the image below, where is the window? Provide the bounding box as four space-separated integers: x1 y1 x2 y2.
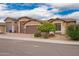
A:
55 23 61 31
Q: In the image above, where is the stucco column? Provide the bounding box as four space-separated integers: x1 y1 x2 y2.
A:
61 23 66 34
12 22 15 33
5 25 6 33
18 21 20 33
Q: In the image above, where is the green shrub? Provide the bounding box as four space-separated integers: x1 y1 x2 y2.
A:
34 32 41 37
66 24 79 40
38 21 56 32
38 21 56 38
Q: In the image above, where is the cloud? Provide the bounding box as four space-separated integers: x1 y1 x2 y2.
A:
49 3 73 8
0 6 54 20
0 4 7 11
49 8 60 13
48 3 79 8
0 3 79 22
63 11 79 21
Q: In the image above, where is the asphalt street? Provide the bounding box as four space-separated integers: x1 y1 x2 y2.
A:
0 39 79 56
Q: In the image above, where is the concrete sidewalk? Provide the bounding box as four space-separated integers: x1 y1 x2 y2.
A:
0 33 79 45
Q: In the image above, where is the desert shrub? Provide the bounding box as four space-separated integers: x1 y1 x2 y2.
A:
38 21 56 38
38 21 56 32
66 24 79 41
34 32 41 37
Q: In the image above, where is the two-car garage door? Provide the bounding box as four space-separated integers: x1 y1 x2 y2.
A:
25 25 38 34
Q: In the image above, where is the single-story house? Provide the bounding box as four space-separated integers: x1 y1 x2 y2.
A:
0 17 76 34
4 16 42 34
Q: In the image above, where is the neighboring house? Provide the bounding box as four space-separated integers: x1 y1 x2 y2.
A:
0 17 76 34
49 18 76 34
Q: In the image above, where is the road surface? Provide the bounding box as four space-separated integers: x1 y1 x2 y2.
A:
0 39 79 56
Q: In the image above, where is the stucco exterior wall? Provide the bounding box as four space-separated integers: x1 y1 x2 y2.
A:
19 18 30 21
19 21 29 33
6 22 12 32
18 17 41 33
24 21 41 26
4 17 76 34
66 22 76 27
14 22 18 33
51 20 67 34
18 17 31 33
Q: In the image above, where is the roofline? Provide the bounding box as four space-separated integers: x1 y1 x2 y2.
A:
48 18 76 23
48 18 65 22
17 16 42 23
4 17 16 21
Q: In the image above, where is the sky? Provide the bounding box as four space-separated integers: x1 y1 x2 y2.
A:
0 3 79 22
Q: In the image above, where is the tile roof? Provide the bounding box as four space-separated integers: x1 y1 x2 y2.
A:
49 18 76 22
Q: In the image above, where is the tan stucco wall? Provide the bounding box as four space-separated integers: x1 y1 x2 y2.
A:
17 17 41 33
66 22 76 27
18 18 31 33
14 22 18 33
12 22 18 33
6 22 12 32
24 21 41 26
51 20 76 34
5 20 17 33
5 18 13 32
51 20 67 34
19 18 30 21
18 21 29 33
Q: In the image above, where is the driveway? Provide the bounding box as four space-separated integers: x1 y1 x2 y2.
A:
0 39 79 56
0 33 34 38
0 33 79 45
0 33 69 40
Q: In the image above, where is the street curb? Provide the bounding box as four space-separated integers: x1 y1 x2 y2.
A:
0 37 79 46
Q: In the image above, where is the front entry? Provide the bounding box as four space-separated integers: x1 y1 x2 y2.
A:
6 22 12 32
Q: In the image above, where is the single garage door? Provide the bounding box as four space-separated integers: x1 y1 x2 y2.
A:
0 26 5 33
26 25 38 34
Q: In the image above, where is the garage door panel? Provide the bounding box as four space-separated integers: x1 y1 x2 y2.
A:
0 26 5 33
26 25 38 34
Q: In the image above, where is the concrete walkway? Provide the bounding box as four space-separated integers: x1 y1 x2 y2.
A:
0 33 79 45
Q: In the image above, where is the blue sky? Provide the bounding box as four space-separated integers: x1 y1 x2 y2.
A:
0 3 79 21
